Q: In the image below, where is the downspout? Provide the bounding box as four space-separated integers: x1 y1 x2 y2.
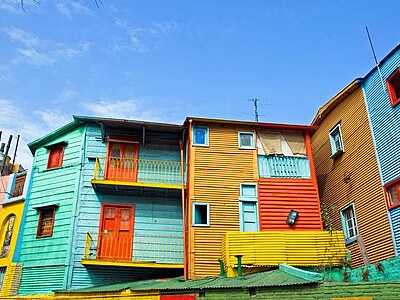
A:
179 139 187 280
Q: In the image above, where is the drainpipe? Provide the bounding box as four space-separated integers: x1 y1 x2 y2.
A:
218 259 226 277
179 140 187 280
235 255 243 279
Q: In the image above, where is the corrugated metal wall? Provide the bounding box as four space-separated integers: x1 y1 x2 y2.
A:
18 126 85 294
258 178 322 230
362 48 400 185
188 122 257 279
311 85 395 268
70 124 183 289
390 206 400 252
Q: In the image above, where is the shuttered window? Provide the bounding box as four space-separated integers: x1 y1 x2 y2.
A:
46 144 65 169
387 68 400 107
386 180 400 209
37 206 56 238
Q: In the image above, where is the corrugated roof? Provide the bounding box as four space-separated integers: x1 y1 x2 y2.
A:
60 266 320 294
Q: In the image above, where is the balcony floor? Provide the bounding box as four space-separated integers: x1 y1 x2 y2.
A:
81 258 183 269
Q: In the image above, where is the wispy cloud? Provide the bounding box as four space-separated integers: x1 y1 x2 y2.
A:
57 89 78 103
0 98 72 169
81 98 165 122
3 26 39 47
55 1 91 19
114 18 146 53
149 22 179 37
3 26 91 66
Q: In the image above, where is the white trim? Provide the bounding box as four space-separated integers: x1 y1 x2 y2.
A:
340 202 358 243
238 132 255 149
329 123 344 156
239 183 258 200
192 202 210 226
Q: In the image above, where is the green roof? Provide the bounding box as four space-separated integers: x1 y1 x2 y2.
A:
60 265 321 294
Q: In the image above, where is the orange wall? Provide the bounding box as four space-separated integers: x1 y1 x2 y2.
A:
259 178 322 230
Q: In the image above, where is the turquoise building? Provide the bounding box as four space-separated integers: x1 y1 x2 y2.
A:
17 116 185 295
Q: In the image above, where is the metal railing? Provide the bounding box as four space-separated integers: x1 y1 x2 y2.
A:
11 173 26 197
93 157 186 186
258 155 311 178
83 232 184 264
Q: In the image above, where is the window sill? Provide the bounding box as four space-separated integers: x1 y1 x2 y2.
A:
192 144 209 147
345 236 357 246
192 224 210 227
390 98 400 108
330 149 344 160
239 146 255 150
44 166 63 172
388 202 400 210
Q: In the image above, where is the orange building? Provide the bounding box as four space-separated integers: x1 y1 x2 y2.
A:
184 117 344 279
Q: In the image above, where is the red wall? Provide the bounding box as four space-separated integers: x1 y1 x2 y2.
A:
258 178 322 230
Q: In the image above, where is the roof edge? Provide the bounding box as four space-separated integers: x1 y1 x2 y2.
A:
28 119 80 154
310 79 362 126
279 264 323 282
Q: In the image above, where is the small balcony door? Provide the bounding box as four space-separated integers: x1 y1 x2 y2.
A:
106 141 139 181
98 204 135 261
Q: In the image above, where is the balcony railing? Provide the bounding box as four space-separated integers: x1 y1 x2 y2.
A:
222 231 346 277
11 173 27 197
258 155 311 178
83 232 183 265
93 157 186 187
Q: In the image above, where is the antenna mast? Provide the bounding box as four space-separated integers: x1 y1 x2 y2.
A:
365 26 386 90
250 98 259 122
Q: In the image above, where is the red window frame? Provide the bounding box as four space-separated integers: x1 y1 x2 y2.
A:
385 177 400 210
36 206 56 238
46 143 65 169
386 67 400 107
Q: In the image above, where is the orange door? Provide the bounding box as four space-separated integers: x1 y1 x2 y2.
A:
106 142 138 181
98 204 135 261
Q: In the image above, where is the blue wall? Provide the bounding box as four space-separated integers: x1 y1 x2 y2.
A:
68 124 183 290
362 47 400 185
362 46 400 255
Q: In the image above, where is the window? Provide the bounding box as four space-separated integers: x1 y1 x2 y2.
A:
37 206 56 238
329 124 344 158
387 68 400 107
340 203 358 243
46 143 65 169
192 203 210 226
192 126 209 146
240 183 257 198
385 179 400 209
238 132 255 149
0 215 16 258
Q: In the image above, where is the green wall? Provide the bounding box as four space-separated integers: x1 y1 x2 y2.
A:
18 125 85 295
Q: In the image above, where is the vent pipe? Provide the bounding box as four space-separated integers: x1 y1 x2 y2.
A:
235 255 243 279
218 259 226 277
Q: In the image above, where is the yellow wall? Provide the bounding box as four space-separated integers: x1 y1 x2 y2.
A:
0 290 160 299
311 86 395 267
0 199 25 268
187 121 258 279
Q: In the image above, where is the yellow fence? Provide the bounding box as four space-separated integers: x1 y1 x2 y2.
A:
93 157 185 186
222 231 346 277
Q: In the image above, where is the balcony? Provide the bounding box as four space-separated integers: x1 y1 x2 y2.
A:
92 157 186 192
258 155 311 178
82 232 184 269
222 231 346 277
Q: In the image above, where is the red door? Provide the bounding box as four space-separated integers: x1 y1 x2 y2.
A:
98 204 135 261
106 142 138 181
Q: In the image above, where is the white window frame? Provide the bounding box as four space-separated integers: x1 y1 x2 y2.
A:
192 126 209 147
239 183 259 232
192 202 210 227
238 132 255 150
340 203 358 244
329 124 344 157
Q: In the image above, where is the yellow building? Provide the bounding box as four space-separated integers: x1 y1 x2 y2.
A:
0 171 30 296
311 80 395 267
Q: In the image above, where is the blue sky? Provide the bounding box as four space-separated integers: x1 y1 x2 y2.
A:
0 0 399 168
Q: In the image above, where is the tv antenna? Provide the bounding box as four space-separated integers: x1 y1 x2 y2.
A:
248 98 260 122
